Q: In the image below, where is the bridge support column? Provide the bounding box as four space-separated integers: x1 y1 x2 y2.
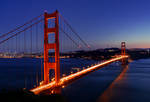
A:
43 10 60 85
121 42 127 65
121 42 126 56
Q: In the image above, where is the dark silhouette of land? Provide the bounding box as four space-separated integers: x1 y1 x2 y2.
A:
0 89 68 102
60 48 150 60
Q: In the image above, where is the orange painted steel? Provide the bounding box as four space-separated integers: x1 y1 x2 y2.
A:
43 10 60 85
31 55 129 94
121 42 126 56
121 42 127 65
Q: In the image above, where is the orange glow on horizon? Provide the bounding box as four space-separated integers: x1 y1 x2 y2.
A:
127 42 150 48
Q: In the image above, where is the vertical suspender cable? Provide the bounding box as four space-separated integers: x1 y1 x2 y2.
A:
30 26 33 87
24 30 26 54
31 27 32 57
36 23 39 86
16 35 17 56
23 30 27 89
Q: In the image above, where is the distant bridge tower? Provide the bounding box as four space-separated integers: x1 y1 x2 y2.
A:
121 42 127 65
121 42 126 56
43 10 60 84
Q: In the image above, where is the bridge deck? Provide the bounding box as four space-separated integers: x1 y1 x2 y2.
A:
30 55 128 94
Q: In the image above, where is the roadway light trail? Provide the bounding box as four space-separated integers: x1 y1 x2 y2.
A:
31 55 128 94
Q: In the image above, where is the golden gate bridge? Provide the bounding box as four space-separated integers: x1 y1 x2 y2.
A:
0 10 129 94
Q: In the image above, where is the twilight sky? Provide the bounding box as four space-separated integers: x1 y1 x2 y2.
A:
0 0 150 49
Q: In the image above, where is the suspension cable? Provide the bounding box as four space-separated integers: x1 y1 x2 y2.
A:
0 14 43 39
60 27 82 49
0 19 44 45
59 13 90 49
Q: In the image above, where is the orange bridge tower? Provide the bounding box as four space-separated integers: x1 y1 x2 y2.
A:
43 10 60 85
121 42 126 56
121 42 127 65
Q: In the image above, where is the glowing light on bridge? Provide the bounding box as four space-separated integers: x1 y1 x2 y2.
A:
31 55 128 94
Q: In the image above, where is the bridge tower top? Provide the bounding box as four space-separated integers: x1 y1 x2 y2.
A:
121 42 126 56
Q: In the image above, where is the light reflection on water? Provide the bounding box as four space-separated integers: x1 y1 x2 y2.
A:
1 58 150 102
61 59 150 102
97 64 129 102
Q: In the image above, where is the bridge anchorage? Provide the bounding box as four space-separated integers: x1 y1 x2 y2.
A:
30 11 129 95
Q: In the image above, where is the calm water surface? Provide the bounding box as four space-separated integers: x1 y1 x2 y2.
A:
0 58 150 102
62 59 150 102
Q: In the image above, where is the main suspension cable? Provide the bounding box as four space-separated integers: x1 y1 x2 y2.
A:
60 27 82 49
59 13 91 49
0 19 44 45
0 14 43 39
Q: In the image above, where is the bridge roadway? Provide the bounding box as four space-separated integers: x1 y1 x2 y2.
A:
30 55 129 94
